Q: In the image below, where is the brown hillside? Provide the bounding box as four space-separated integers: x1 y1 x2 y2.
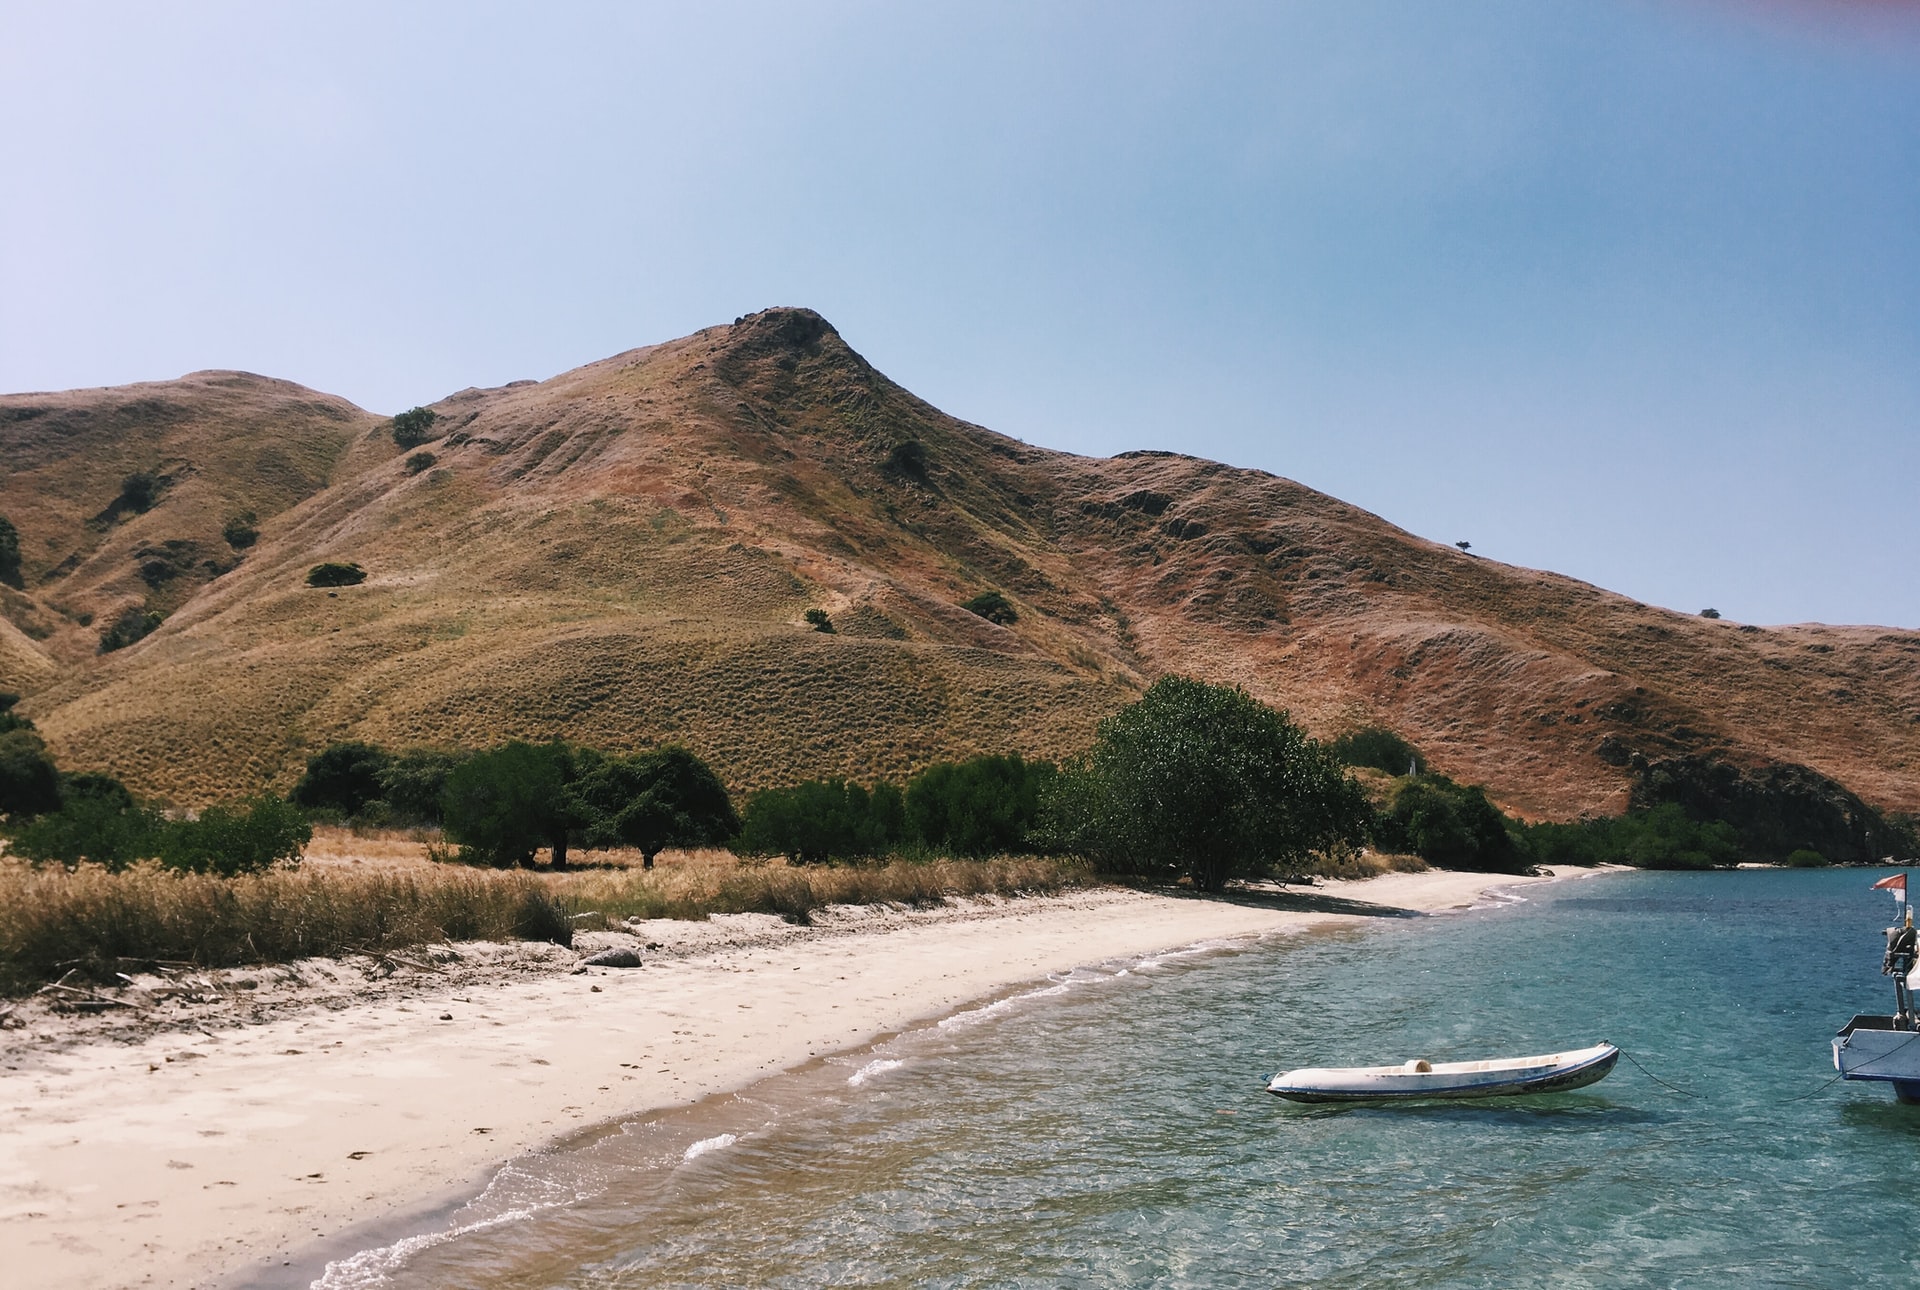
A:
4 309 1916 838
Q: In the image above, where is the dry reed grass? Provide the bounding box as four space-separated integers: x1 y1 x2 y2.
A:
0 852 1095 994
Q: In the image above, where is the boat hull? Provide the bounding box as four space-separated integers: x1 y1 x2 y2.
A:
1267 1043 1619 1104
1832 1015 1920 1102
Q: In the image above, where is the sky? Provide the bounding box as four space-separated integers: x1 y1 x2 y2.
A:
2 1 1916 627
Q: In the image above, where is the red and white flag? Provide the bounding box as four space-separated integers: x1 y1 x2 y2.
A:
1873 873 1907 903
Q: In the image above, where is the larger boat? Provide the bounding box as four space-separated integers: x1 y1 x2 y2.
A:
1832 873 1920 1103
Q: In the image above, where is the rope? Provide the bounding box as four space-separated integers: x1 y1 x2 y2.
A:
1615 1047 1700 1099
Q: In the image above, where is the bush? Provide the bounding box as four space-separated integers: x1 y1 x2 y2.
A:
1044 676 1371 892
962 590 1018 625
1516 802 1743 870
9 791 165 872
1785 848 1828 868
0 728 62 820
736 779 903 864
404 451 437 475
99 606 162 652
1375 775 1526 873
804 608 835 633
906 755 1055 857
119 471 161 514
291 742 395 818
306 562 367 588
391 407 439 448
885 440 929 478
1329 726 1421 776
0 515 20 588
222 512 259 549
156 796 312 876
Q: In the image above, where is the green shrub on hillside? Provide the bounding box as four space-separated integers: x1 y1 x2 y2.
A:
1519 802 1743 870
98 606 162 652
804 608 835 633
306 561 367 587
961 590 1018 625
404 451 437 475
1785 848 1828 868
222 512 259 549
1329 726 1421 776
391 407 439 448
118 471 161 514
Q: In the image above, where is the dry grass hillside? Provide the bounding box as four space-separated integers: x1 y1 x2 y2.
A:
4 309 1916 829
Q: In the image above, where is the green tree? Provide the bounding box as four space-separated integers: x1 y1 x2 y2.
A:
0 515 21 588
157 796 311 876
440 741 587 868
377 749 468 826
1377 775 1525 873
11 773 162 871
391 407 439 448
736 778 903 864
576 746 740 869
906 755 1055 857
1046 676 1370 892
290 741 395 819
804 608 835 633
0 727 61 820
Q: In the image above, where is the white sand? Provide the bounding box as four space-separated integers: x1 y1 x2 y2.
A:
0 868 1584 1288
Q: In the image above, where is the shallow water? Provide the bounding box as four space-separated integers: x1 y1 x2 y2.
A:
311 869 1920 1288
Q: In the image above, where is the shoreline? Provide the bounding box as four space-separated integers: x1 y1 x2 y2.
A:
0 866 1605 1289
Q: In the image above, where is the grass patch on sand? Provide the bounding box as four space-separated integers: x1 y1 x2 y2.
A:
0 852 1094 994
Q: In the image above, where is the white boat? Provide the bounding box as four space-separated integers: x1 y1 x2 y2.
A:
1266 1042 1620 1103
1832 873 1920 1103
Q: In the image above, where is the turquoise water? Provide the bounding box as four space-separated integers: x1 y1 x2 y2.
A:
313 869 1920 1288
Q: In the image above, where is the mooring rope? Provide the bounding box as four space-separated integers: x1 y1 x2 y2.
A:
1616 1047 1701 1099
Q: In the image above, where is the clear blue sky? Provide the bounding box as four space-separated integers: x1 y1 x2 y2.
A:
3 2 1916 627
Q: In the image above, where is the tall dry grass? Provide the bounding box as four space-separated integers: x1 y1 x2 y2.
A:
0 853 1094 993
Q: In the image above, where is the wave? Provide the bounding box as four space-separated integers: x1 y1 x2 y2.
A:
682 1133 738 1161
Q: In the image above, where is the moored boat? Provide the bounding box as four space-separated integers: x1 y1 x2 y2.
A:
1266 1042 1619 1103
1832 872 1920 1104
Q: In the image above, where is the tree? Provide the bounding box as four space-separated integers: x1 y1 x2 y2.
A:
404 451 437 475
736 778 901 864
1378 775 1525 873
157 797 311 876
906 755 1055 857
0 727 62 820
8 783 162 871
0 515 21 588
1454 540 1471 552
306 562 367 587
99 606 162 652
577 746 740 869
290 741 395 818
119 471 161 513
440 741 586 868
804 608 835 633
391 407 439 448
1046 676 1371 892
1700 608 1721 619
377 749 468 826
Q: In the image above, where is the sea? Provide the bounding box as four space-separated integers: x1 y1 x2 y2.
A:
299 867 1920 1289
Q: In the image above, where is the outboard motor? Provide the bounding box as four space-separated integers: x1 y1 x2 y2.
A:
1885 921 1918 1029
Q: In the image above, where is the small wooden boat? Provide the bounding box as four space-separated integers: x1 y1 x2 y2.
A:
1266 1042 1620 1103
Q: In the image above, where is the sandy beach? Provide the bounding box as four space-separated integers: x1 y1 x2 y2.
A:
0 867 1588 1289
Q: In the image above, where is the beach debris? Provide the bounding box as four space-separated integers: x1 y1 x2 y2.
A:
581 948 643 968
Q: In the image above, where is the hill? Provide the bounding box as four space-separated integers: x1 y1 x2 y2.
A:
3 309 1915 859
